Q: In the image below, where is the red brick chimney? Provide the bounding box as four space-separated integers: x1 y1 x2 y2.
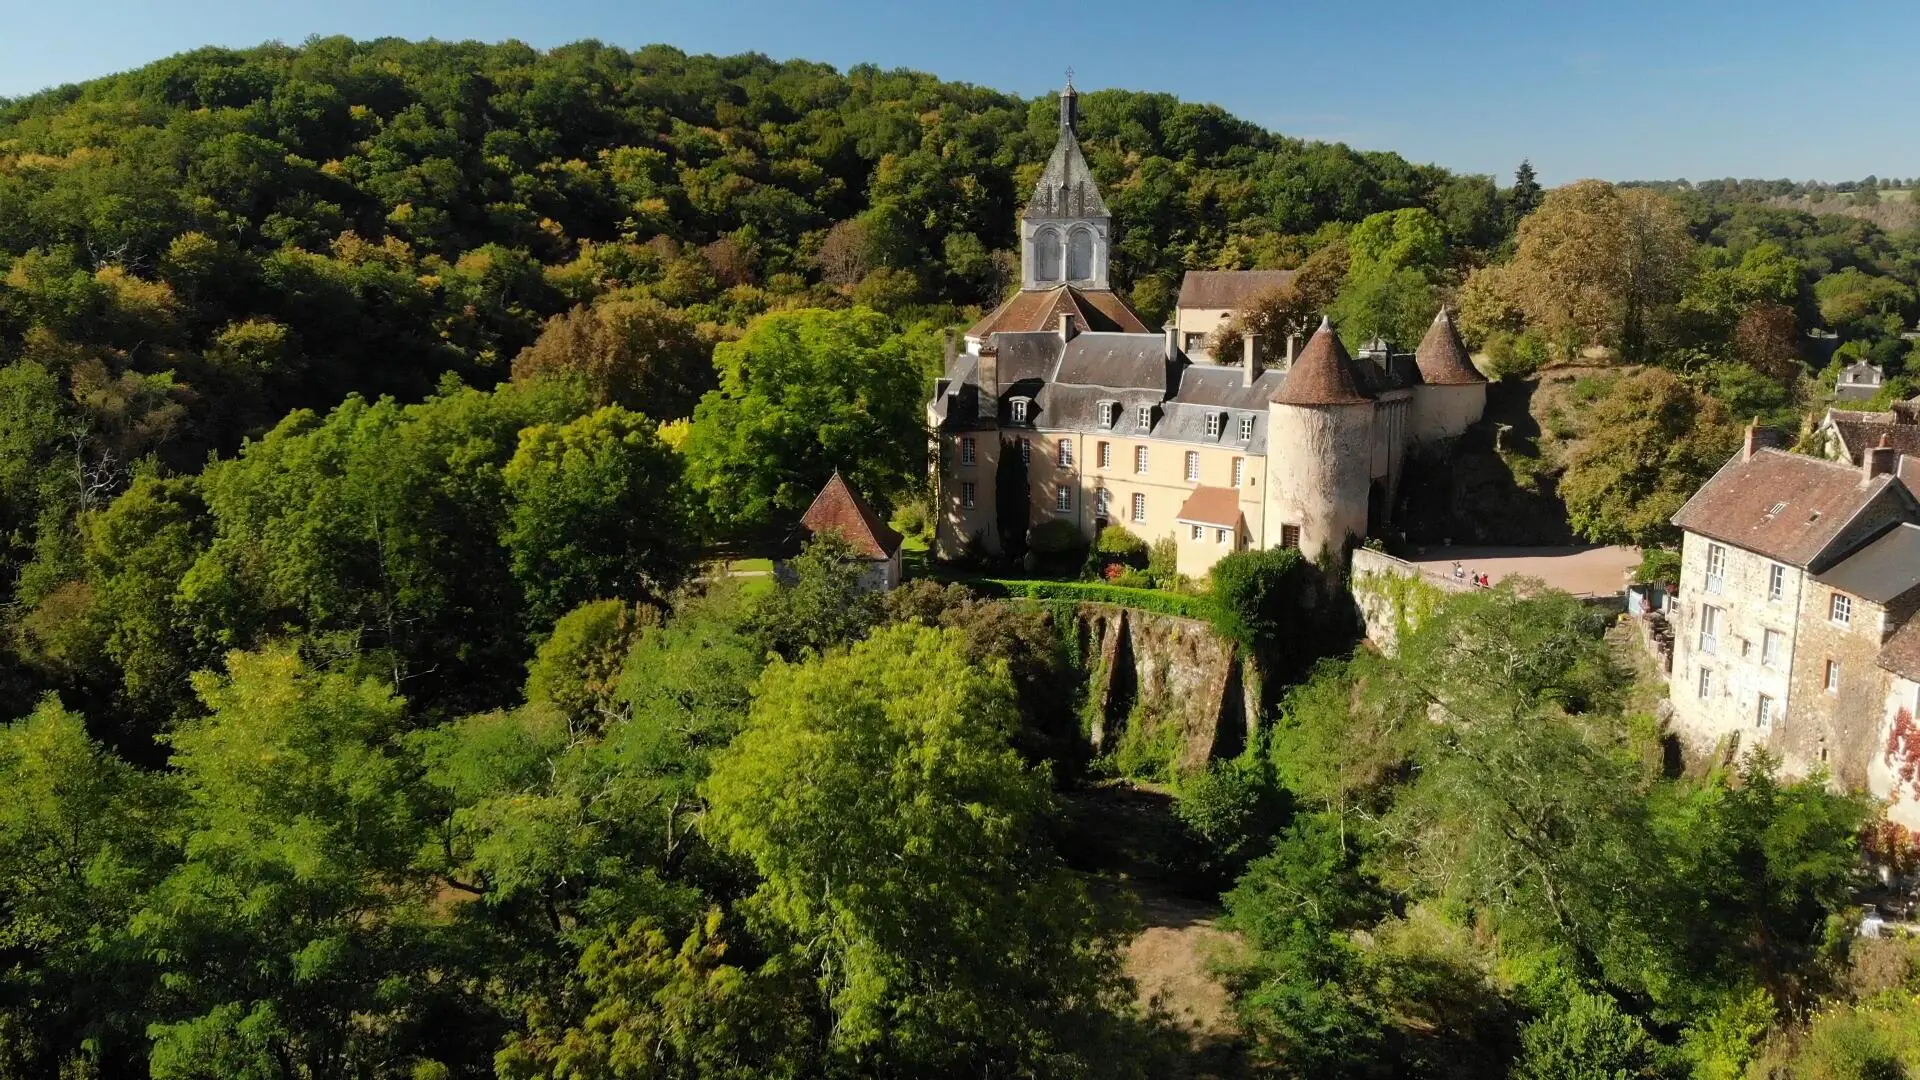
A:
1864 432 1897 482
1743 419 1783 461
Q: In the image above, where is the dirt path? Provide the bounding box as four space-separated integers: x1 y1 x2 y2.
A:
1125 886 1241 1040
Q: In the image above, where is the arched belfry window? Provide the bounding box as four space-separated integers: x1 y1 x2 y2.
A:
1067 227 1094 281
1034 228 1063 281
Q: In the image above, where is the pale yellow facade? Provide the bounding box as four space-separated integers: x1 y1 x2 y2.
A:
937 429 1265 571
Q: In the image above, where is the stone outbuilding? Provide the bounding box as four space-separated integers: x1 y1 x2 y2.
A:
784 472 904 592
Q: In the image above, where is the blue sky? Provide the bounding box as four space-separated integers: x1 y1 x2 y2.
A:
1 0 1914 185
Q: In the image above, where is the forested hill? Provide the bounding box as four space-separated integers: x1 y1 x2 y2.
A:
0 38 1497 429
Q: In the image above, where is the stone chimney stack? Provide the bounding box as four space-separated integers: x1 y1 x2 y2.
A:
942 329 957 377
1285 333 1298 367
1058 312 1077 342
1242 333 1259 388
1742 419 1783 461
1864 433 1897 482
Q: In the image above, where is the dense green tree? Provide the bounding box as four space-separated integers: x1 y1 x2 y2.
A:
745 531 884 660
503 405 694 627
703 625 1143 1076
681 307 923 538
140 647 440 1079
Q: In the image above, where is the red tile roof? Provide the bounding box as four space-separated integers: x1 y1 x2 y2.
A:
1413 308 1485 386
1271 318 1371 406
1176 270 1299 311
1879 617 1920 682
1176 486 1245 528
965 285 1149 340
1670 448 1904 566
798 472 902 560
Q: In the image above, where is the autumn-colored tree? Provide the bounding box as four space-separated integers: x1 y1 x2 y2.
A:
510 293 717 419
1471 180 1693 361
1731 304 1804 384
1209 241 1349 357
1559 369 1738 546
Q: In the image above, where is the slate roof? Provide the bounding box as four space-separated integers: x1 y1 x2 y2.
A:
797 472 901 560
1814 523 1920 604
1176 486 1245 527
1024 89 1108 220
966 285 1148 340
1835 361 1884 402
1670 448 1905 567
1878 617 1920 682
1176 270 1298 311
1825 409 1920 464
1271 319 1372 406
1413 309 1486 386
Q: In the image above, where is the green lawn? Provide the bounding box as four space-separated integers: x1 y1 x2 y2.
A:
726 557 774 573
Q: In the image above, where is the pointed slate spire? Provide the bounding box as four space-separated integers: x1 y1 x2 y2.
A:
1024 80 1107 219
1271 316 1371 406
1413 307 1485 386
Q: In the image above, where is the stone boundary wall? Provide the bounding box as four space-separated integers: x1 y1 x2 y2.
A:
1349 548 1471 654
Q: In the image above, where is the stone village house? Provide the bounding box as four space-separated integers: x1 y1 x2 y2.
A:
926 83 1488 579
1667 424 1920 827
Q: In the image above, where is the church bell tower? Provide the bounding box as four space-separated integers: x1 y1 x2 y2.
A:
1020 78 1111 291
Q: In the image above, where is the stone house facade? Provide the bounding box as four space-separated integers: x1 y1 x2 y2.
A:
927 83 1488 578
1668 426 1920 799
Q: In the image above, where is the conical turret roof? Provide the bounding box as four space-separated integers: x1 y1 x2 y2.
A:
1413 308 1485 386
1271 317 1371 406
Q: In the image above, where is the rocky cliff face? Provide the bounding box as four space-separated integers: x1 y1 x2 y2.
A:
1068 603 1255 773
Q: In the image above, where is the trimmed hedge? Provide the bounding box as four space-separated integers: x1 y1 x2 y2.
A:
982 578 1217 620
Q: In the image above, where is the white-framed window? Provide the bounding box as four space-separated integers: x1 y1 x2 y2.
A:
1768 564 1786 602
960 436 976 466
1058 438 1073 467
1096 487 1111 514
1756 694 1774 731
1185 451 1200 482
1056 487 1072 512
1136 405 1152 430
1215 528 1229 544
1100 402 1118 428
1761 628 1784 669
1130 492 1147 523
1231 457 1244 487
1098 441 1112 469
1705 543 1727 594
1020 437 1031 465
961 481 976 508
1824 659 1841 693
1190 524 1202 540
1697 667 1713 699
1830 592 1852 627
1011 398 1028 423
1698 604 1721 656
1134 446 1149 473
1240 416 1255 440
1206 413 1221 438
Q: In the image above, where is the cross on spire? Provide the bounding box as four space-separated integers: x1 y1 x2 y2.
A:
1065 66 1074 87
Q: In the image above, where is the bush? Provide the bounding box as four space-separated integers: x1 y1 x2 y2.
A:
1111 568 1154 589
1633 549 1681 585
1148 536 1178 585
1094 525 1149 564
980 578 1217 620
1209 546 1307 659
1175 755 1291 884
891 496 932 543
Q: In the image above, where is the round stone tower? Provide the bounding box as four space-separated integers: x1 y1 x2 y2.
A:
1264 317 1374 563
1409 307 1487 444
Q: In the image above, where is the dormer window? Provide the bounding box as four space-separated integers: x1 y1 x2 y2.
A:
1011 398 1029 424
1099 401 1118 428
1206 413 1221 439
1240 416 1255 440
1136 405 1152 431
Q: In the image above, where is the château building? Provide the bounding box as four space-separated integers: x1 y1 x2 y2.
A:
926 83 1488 577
